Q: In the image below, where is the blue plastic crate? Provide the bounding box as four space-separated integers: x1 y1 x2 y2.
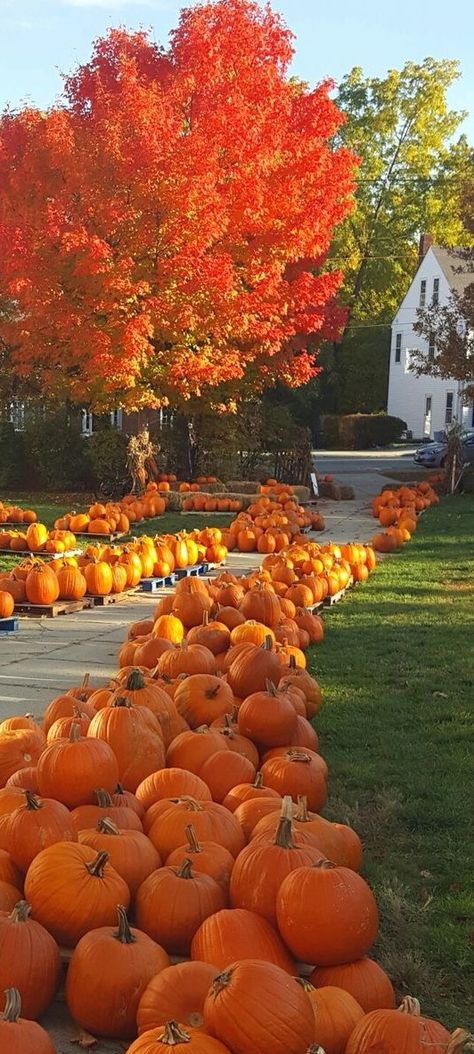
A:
140 574 176 593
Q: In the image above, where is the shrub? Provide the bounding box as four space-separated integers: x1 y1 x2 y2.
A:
24 410 91 489
0 422 29 487
87 429 130 496
320 413 406 449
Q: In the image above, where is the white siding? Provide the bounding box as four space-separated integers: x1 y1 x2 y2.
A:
387 248 472 439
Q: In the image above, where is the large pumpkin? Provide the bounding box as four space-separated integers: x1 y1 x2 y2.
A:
24 842 130 946
25 563 60 605
0 900 61 1019
229 798 323 924
166 824 234 892
309 958 396 1013
203 959 315 1054
237 681 297 748
173 675 234 730
276 860 379 966
191 908 295 974
136 858 226 955
146 797 245 860
226 639 281 698
137 961 219 1035
79 818 161 895
135 769 212 811
56 565 87 600
36 724 119 808
4 790 77 871
345 997 454 1054
65 905 170 1039
125 1021 231 1053
87 699 165 792
0 729 44 788
301 982 364 1054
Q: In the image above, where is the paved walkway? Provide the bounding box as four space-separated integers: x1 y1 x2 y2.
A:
0 477 390 721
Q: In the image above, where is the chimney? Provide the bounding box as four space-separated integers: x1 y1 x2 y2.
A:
418 233 433 265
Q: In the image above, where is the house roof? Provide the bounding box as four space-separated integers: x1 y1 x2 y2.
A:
431 245 474 295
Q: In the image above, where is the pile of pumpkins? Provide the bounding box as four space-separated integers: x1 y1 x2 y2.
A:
0 530 229 608
218 483 325 554
54 486 168 537
0 571 468 1052
0 522 76 555
371 481 440 553
0 502 37 525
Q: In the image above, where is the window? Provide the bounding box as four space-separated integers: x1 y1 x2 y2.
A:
395 333 402 363
433 277 440 305
81 409 93 436
420 279 426 307
9 401 25 431
428 334 435 362
445 391 454 426
110 409 123 430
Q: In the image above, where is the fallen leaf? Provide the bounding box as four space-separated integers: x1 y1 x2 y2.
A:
432 691 448 698
71 1029 98 1048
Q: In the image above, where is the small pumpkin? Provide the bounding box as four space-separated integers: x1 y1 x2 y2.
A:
24 842 130 947
65 905 170 1039
0 988 56 1053
136 858 226 955
125 1020 231 1052
0 900 61 1019
137 961 219 1035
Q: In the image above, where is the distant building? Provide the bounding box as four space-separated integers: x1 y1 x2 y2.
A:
387 241 474 440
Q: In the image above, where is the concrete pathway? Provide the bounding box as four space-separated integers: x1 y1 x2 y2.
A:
0 474 392 721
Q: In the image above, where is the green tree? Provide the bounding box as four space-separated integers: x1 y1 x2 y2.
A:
326 58 473 412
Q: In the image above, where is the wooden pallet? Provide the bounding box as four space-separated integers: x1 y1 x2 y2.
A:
87 589 138 606
0 616 19 634
15 598 94 618
140 573 176 593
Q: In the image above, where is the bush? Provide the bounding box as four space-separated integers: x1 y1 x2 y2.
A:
0 422 28 488
87 429 130 496
24 411 92 489
320 413 406 449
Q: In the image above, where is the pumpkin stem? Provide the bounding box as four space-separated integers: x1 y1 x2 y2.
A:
9 900 32 923
446 1030 474 1053
253 771 264 789
263 635 273 651
114 905 136 945
24 790 42 811
184 825 202 853
126 668 146 691
212 969 233 995
313 859 337 871
201 611 209 626
111 696 132 709
176 858 194 879
265 679 277 696
115 783 125 795
398 996 421 1016
86 850 109 877
274 796 295 848
69 721 82 743
287 750 311 764
1 988 22 1023
95 788 113 808
171 796 204 812
295 977 315 993
205 686 221 700
288 654 297 670
308 1047 327 1054
97 818 120 835
195 725 210 734
158 1021 192 1045
295 795 309 821
222 713 235 729
77 673 90 700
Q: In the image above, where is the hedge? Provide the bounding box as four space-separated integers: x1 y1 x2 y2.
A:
320 414 406 450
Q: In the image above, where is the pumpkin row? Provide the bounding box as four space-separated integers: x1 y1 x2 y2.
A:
0 501 37 524
371 479 440 552
0 524 77 554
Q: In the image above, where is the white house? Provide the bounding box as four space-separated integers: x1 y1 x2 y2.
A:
387 243 474 440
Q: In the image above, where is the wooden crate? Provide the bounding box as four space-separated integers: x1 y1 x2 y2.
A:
14 599 94 618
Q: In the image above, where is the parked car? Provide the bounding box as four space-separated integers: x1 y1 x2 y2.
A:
414 430 474 468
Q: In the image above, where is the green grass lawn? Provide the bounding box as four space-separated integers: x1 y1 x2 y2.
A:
309 494 474 1028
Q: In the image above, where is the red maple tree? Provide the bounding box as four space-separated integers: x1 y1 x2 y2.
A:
0 0 357 410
